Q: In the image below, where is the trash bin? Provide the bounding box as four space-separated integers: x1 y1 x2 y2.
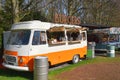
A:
87 49 92 58
87 42 96 58
34 56 48 80
107 45 115 57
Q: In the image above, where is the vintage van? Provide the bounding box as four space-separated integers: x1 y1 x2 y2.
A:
2 20 87 71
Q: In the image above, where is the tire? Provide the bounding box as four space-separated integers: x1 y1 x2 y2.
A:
83 55 87 60
48 61 51 68
72 55 80 64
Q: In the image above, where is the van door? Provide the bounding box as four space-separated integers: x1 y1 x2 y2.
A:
29 30 48 56
81 31 87 57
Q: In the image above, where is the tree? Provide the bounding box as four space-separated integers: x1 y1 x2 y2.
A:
42 0 83 22
11 0 19 23
81 0 120 26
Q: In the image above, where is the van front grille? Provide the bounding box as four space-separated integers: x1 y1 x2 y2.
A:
5 55 17 63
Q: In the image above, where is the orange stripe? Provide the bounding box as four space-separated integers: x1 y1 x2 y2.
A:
42 46 87 65
27 46 87 71
4 50 18 56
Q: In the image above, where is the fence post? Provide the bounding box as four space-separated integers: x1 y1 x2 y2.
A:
34 56 48 80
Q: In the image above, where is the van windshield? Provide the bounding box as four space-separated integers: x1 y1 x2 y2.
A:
7 30 31 45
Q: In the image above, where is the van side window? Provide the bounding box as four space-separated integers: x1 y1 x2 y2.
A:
32 31 46 45
47 31 66 46
67 31 81 44
82 32 86 41
67 32 81 41
40 31 46 44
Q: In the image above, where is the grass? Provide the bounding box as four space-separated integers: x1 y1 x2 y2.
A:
0 69 33 80
0 57 120 80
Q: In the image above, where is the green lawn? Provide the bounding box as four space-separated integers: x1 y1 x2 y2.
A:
0 57 120 80
0 69 33 80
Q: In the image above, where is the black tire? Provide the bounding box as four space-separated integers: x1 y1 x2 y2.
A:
48 61 51 68
83 55 87 60
72 55 80 64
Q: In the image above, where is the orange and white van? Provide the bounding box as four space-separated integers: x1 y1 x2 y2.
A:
2 20 87 71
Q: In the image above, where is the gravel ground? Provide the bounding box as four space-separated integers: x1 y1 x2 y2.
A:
57 52 120 80
57 62 120 80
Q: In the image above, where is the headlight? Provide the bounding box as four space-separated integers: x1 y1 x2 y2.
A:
19 56 27 63
19 57 26 63
19 56 28 66
19 57 24 63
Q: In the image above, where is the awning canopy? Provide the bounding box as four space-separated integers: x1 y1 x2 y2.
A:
48 26 87 32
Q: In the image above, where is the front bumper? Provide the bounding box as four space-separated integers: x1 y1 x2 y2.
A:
2 62 29 71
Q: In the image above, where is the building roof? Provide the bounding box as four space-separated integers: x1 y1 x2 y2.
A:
80 24 111 30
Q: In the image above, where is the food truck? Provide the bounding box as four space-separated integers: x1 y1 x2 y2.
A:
88 27 120 50
2 20 87 71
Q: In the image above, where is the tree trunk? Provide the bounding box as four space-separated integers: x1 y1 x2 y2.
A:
11 0 19 23
0 0 2 11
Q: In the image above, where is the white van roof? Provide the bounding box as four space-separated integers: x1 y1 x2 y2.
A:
11 20 81 30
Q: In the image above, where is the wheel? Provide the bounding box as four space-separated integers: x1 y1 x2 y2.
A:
83 55 87 60
72 55 80 64
48 61 51 68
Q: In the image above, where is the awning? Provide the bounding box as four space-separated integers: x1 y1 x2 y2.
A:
48 26 87 32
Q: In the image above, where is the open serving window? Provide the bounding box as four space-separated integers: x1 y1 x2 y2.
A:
47 26 66 46
47 26 87 46
66 27 82 44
